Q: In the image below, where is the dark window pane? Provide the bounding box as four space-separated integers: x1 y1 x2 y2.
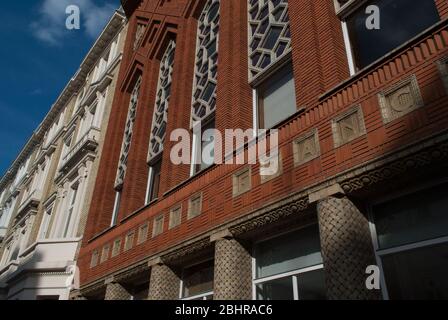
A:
373 184 448 249
256 277 295 300
259 63 297 129
262 26 282 50
382 242 448 300
197 119 215 173
255 224 323 279
347 0 440 69
298 269 327 300
149 160 162 202
183 260 214 298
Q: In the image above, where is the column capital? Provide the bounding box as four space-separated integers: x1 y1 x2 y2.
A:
104 275 116 285
147 257 164 268
309 183 345 203
210 229 232 242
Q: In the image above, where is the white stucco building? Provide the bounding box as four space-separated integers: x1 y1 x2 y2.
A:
0 10 127 300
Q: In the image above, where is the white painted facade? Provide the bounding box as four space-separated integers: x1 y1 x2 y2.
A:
0 10 127 300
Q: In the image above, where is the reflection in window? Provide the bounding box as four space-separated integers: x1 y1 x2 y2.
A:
181 260 214 300
257 62 297 129
254 225 327 300
372 183 448 299
345 0 440 69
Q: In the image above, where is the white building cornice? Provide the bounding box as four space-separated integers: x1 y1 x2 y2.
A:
0 10 126 192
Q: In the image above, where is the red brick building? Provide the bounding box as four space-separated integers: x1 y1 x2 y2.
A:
75 0 448 300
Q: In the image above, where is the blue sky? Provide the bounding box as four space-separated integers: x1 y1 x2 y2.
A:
0 0 119 176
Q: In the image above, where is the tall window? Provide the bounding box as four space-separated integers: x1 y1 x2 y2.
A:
111 191 121 227
192 119 216 175
257 62 296 129
370 183 448 299
39 204 54 239
145 159 162 205
254 225 327 300
115 76 142 189
145 40 176 205
248 0 292 81
248 0 296 129
190 0 220 176
0 243 11 267
62 184 78 238
181 260 214 300
148 40 176 162
339 0 440 70
191 0 220 125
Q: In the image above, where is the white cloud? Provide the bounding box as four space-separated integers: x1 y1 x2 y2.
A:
31 0 117 45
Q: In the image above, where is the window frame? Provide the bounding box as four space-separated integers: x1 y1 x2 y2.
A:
38 202 54 240
145 156 163 205
254 57 297 130
62 181 80 238
179 259 215 300
367 179 448 300
251 223 325 300
110 191 121 227
190 116 216 176
338 0 441 74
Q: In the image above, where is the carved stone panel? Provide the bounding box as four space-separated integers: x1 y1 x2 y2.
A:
293 129 320 166
233 167 252 196
332 105 366 148
378 75 424 124
260 152 283 184
188 193 203 220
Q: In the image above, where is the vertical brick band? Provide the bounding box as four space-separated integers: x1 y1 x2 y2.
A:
213 238 252 300
148 264 180 300
104 282 131 300
317 196 379 300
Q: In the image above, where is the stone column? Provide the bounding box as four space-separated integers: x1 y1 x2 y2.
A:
212 230 252 300
147 258 180 300
104 278 131 300
317 196 379 300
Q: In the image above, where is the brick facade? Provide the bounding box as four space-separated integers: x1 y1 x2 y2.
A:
76 0 448 300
